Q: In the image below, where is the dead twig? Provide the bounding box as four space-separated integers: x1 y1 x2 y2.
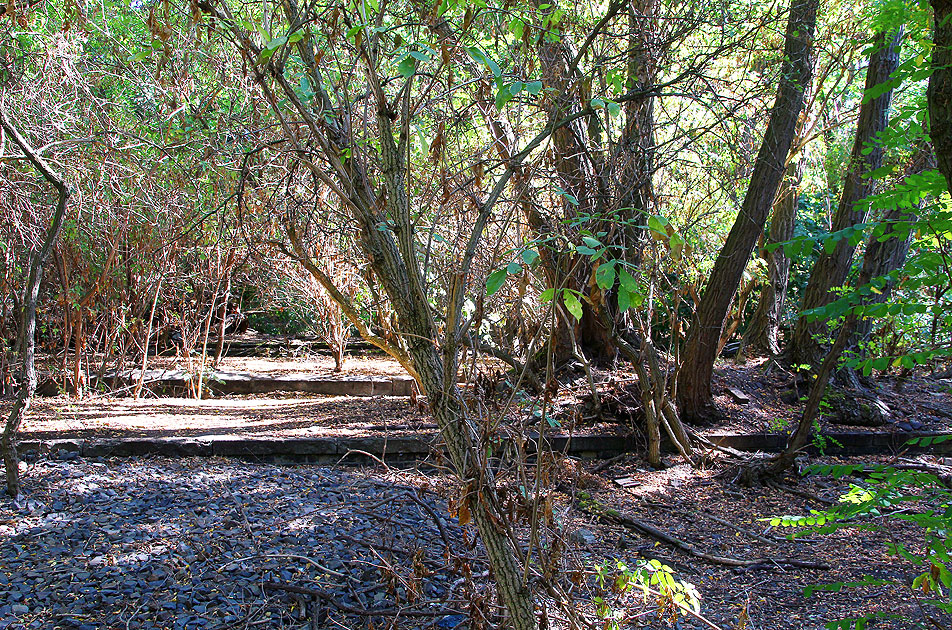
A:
766 480 835 506
262 581 463 617
577 494 829 570
219 554 349 579
693 511 782 546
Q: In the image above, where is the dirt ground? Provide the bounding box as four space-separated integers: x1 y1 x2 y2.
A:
14 354 952 442
4 352 952 628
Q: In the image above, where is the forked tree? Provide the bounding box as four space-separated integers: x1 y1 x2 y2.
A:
0 108 69 499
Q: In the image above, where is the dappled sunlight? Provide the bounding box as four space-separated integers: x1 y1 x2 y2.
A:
21 395 433 440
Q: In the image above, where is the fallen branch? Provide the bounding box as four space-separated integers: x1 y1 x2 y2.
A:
591 452 628 474
766 480 835 506
262 581 463 617
921 404 952 420
576 492 829 570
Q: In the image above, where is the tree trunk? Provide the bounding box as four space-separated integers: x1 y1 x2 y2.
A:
617 0 658 264
677 0 818 422
0 108 69 499
850 147 934 351
931 0 952 194
788 28 903 368
765 207 913 475
740 156 805 357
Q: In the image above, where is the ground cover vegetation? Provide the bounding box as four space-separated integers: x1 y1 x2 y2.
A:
2 0 952 627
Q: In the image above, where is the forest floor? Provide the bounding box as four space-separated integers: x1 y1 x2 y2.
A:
3 352 952 628
0 451 947 629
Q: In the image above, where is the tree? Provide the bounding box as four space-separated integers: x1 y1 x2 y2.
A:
739 155 805 356
199 0 550 624
930 0 952 194
0 108 69 499
677 0 819 423
788 27 904 369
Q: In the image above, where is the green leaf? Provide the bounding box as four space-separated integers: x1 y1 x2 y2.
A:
521 249 539 265
647 214 669 235
127 49 152 62
563 291 583 321
465 47 501 78
554 186 579 206
618 268 638 292
397 56 417 78
506 261 523 274
617 288 631 312
606 101 621 117
526 81 543 95
495 85 513 110
256 47 277 65
540 288 555 302
595 262 616 290
265 35 288 51
486 269 507 296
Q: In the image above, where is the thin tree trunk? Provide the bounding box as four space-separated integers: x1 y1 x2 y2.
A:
740 156 805 357
0 108 69 499
765 211 911 476
71 311 84 396
931 0 952 194
134 276 163 399
789 28 903 368
677 0 819 422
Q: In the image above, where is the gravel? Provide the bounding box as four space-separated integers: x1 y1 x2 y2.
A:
0 456 478 629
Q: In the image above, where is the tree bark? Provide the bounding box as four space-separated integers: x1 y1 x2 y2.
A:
850 145 935 352
931 0 952 194
0 108 69 499
848 208 916 351
677 0 818 422
617 0 658 263
788 28 903 368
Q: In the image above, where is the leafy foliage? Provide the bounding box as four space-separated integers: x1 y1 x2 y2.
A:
770 461 952 629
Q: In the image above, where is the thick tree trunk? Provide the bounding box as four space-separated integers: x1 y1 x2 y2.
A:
931 0 952 194
677 0 818 422
0 108 69 499
740 157 804 357
788 29 903 368
617 0 658 261
536 5 612 363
